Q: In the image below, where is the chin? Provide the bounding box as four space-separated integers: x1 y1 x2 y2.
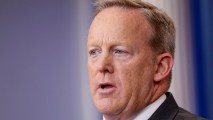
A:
95 100 122 115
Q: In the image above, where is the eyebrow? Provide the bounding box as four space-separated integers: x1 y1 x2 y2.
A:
88 42 131 49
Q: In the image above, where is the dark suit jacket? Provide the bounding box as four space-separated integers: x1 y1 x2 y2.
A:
148 92 207 120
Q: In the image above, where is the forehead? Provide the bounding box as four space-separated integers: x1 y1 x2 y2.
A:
88 7 152 46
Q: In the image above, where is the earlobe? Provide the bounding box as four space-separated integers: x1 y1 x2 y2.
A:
154 53 173 82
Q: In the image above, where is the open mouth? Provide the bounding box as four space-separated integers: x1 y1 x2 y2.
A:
100 83 114 89
97 83 116 94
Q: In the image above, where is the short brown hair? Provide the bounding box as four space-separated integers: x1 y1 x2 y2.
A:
94 0 175 83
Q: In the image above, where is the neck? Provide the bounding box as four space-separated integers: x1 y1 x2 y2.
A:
103 100 148 120
103 83 168 120
103 112 135 120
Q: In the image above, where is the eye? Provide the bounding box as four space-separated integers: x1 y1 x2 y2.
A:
88 49 101 57
89 49 96 55
114 49 127 54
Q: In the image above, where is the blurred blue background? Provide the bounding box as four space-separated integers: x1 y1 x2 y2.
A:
0 0 212 120
190 0 213 119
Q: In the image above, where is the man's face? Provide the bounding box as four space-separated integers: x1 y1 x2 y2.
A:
87 7 156 117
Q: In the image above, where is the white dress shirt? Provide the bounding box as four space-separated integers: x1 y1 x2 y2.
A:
103 94 166 120
133 94 166 120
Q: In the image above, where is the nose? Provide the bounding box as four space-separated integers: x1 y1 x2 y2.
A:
97 53 114 73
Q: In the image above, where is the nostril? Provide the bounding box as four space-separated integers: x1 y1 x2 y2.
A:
98 62 114 73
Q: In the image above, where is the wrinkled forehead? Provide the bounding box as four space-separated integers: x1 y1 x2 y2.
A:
88 7 152 45
91 7 150 30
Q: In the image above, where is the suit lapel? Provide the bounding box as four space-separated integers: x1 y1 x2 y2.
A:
148 92 179 120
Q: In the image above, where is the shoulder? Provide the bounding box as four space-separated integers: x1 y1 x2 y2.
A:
149 92 207 120
174 107 207 120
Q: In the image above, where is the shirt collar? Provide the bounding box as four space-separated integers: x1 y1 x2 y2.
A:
134 94 166 120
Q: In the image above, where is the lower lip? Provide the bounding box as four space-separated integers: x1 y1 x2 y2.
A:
97 86 116 95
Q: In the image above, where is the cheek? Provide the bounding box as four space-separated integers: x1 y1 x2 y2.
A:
116 66 137 94
88 63 96 93
88 62 97 80
117 62 153 94
88 62 94 75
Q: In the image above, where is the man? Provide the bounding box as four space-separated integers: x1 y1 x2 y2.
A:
87 0 206 120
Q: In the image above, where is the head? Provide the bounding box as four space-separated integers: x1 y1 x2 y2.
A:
87 0 175 119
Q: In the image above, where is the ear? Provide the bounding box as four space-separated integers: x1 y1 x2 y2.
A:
154 53 173 82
